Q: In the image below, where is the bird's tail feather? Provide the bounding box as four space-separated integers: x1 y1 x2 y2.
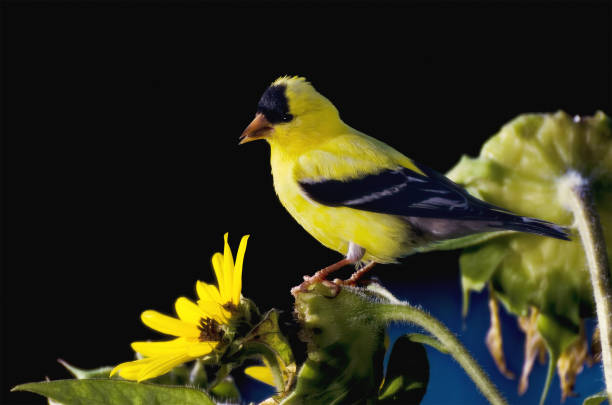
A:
495 214 570 241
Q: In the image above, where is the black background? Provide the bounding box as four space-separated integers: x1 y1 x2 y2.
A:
2 1 610 404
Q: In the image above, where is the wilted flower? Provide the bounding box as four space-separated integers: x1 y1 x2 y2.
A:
447 111 611 398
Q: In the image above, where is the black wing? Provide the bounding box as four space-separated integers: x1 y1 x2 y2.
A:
298 163 512 220
298 162 570 240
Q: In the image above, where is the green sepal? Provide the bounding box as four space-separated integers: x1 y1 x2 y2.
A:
403 333 448 355
243 309 295 369
536 303 580 405
58 359 116 380
186 307 296 394
459 240 508 316
12 379 215 405
537 313 579 359
234 341 285 391
223 308 296 394
234 296 262 334
583 391 609 405
378 335 429 404
209 376 241 402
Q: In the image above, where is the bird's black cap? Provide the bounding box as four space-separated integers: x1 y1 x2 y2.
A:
257 84 293 124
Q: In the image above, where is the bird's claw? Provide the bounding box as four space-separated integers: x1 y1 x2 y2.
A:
332 277 356 287
291 275 341 297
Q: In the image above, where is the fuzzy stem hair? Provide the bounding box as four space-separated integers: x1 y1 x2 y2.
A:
377 302 507 405
562 171 612 402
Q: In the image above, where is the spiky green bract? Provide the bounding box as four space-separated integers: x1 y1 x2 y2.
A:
284 283 389 404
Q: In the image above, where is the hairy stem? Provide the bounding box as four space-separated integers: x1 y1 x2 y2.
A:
378 303 507 405
566 173 612 401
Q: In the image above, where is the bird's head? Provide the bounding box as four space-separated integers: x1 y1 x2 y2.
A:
240 76 342 151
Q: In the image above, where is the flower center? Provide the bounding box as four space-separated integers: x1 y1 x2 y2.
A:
198 317 224 342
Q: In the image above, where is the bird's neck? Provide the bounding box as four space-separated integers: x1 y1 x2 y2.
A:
267 120 348 160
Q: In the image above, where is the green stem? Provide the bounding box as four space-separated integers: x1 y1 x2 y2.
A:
206 364 231 391
539 353 555 405
566 173 612 402
377 303 507 405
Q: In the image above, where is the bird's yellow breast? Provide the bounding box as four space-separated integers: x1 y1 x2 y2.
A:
269 148 414 263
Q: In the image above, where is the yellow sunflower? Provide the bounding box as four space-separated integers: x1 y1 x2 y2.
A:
111 233 249 382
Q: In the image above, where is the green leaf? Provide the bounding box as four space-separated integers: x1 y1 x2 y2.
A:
378 335 429 404
583 391 608 405
12 379 215 405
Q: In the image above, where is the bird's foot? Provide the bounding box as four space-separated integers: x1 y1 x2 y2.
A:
291 258 352 296
334 262 378 287
291 276 340 296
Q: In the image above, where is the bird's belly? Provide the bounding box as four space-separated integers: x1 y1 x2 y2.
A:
273 174 414 263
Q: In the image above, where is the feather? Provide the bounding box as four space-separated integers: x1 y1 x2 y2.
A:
299 163 569 240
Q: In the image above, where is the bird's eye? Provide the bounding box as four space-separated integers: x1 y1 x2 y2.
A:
281 113 293 122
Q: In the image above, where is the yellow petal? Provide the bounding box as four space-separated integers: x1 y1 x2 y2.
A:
196 281 222 304
175 297 204 324
131 338 191 357
187 341 218 357
222 233 234 303
232 234 249 305
195 282 228 322
110 357 157 381
136 352 193 382
244 365 275 387
197 299 229 323
141 310 200 338
211 252 225 293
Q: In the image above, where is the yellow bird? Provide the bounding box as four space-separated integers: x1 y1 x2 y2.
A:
239 76 568 291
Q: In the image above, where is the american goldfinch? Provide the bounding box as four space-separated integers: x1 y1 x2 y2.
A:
239 76 568 290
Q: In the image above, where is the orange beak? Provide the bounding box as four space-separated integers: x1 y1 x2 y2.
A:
239 113 273 144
